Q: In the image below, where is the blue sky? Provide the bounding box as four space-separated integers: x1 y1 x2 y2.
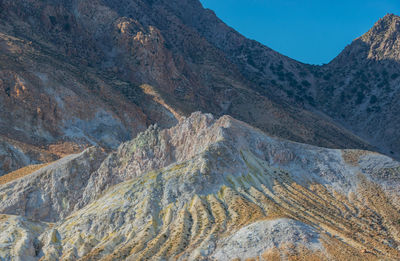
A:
199 0 400 65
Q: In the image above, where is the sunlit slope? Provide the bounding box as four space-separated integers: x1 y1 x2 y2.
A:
1 113 399 260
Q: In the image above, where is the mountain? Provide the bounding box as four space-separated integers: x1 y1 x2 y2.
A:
177 8 400 160
205 10 400 160
1 2 400 260
0 113 399 260
0 0 375 175
316 14 400 159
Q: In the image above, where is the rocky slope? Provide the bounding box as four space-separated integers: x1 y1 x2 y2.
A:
0 1 399 260
174 7 400 159
0 113 399 260
312 14 400 159
248 13 400 159
0 29 148 175
0 0 378 174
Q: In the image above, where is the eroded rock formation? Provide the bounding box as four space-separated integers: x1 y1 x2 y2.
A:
0 113 399 260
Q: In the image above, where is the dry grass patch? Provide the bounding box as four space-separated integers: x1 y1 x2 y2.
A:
0 163 50 186
342 150 371 166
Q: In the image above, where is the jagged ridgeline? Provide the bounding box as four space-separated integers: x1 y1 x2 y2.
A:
0 113 399 260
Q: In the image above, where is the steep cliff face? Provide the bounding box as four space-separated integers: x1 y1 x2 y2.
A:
0 0 376 175
0 113 399 260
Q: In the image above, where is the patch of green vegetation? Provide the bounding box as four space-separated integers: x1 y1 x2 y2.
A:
247 56 256 67
355 91 365 105
299 71 308 77
382 69 389 79
340 91 346 103
301 80 311 87
49 16 57 25
294 95 304 103
369 95 378 104
367 105 381 113
323 73 332 81
305 95 315 106
64 23 71 32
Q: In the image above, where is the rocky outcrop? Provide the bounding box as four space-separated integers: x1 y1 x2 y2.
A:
78 113 223 207
0 215 48 261
0 113 399 260
0 147 107 222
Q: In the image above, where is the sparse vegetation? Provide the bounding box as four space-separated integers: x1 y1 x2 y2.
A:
391 73 399 80
355 92 365 105
323 73 332 80
301 80 311 87
299 71 308 77
63 23 71 31
49 16 57 25
370 95 378 104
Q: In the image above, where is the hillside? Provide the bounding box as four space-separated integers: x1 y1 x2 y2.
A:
0 113 399 260
178 8 400 159
0 0 374 175
315 14 400 159
1 3 400 260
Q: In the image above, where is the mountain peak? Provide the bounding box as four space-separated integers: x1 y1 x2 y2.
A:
331 13 400 64
381 13 399 22
358 13 400 60
367 13 400 35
